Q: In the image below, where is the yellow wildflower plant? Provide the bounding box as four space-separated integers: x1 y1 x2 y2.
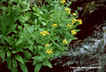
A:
40 31 49 36
77 19 83 24
46 49 53 54
60 0 66 4
64 8 70 14
52 24 58 27
71 30 77 35
63 39 68 45
1 0 81 72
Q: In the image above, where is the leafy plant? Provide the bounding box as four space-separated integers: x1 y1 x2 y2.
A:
0 0 82 72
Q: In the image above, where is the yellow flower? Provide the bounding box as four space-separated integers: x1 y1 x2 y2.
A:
60 0 66 4
63 39 68 44
52 24 57 27
40 31 49 36
67 24 72 28
64 8 70 14
72 18 77 24
45 43 50 47
77 19 82 24
46 49 53 54
71 30 77 35
72 13 76 16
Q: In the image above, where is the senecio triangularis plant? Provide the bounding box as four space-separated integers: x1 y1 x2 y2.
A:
0 0 82 72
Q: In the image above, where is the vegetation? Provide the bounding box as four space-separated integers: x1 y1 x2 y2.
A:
0 0 82 72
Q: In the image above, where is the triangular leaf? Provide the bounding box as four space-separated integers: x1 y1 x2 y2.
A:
43 60 52 68
19 63 28 72
15 55 24 64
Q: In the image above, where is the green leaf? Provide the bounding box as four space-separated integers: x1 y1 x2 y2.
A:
33 55 45 62
15 55 24 64
0 51 5 62
12 58 17 68
6 57 12 69
43 60 52 68
7 51 11 57
19 63 28 72
11 68 18 72
24 51 32 60
34 64 41 72
33 56 43 65
0 15 8 34
11 58 18 72
15 39 23 46
29 45 34 52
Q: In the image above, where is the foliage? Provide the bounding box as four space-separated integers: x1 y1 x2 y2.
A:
0 0 82 72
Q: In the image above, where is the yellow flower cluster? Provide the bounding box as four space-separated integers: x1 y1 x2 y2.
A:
52 24 57 27
77 19 82 24
60 0 66 4
40 31 49 36
46 49 53 54
63 39 68 45
71 30 77 35
64 8 70 14
72 18 83 25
